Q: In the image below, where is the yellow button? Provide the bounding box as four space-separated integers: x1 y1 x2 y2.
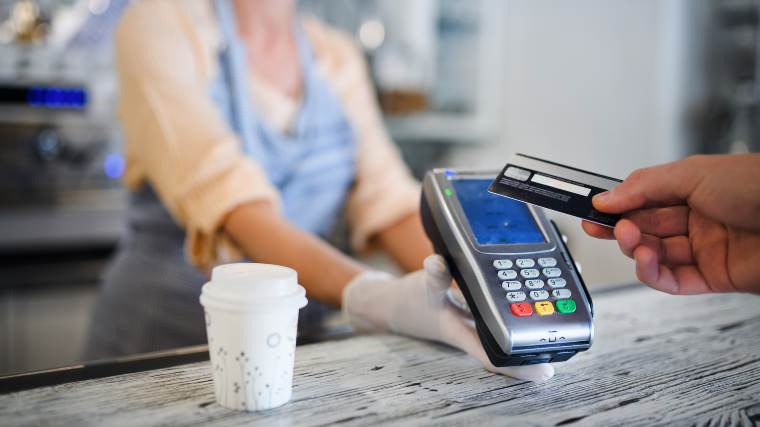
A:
534 301 555 316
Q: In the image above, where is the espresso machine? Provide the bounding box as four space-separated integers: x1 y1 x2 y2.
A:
0 0 130 284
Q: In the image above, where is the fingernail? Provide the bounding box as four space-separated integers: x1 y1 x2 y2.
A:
593 191 610 204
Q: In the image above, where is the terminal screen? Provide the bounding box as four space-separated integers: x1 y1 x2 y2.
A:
451 179 545 245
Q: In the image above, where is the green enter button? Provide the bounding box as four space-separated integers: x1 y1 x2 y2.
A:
556 299 576 314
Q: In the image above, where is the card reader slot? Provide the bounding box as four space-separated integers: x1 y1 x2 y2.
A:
512 342 590 352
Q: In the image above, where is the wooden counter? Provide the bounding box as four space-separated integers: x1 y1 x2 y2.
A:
2 285 759 426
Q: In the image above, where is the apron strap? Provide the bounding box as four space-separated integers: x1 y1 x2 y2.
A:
213 0 262 157
212 0 319 157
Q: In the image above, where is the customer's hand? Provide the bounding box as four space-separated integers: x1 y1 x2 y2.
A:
582 154 760 294
342 255 554 383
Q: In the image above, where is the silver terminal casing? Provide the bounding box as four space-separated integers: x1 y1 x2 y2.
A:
421 169 593 361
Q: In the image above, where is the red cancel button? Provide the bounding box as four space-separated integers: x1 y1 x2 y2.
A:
510 302 533 317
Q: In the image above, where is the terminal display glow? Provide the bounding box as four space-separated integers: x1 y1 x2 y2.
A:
451 179 545 245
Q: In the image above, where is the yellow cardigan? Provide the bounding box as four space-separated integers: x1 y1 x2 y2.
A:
115 0 420 268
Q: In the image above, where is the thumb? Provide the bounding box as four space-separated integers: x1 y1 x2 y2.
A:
423 254 452 296
593 158 703 214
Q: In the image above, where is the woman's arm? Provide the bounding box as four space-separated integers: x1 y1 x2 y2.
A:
224 201 366 307
375 213 434 273
306 22 429 269
116 2 292 269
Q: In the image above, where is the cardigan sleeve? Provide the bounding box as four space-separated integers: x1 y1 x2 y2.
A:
115 1 281 269
304 20 421 253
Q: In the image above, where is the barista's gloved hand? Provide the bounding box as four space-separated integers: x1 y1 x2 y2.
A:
342 255 554 383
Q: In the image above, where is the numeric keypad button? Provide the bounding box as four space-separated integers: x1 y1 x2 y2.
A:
547 278 567 288
493 259 513 270
543 267 562 278
506 291 527 302
516 258 535 268
552 289 572 299
498 270 518 280
538 257 557 267
525 279 545 289
556 299 576 314
502 281 522 291
535 301 555 316
529 290 550 301
510 302 533 317
520 268 540 279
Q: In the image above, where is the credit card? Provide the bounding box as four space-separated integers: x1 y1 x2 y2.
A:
488 153 623 227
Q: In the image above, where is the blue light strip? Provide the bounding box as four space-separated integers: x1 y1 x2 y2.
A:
27 86 88 110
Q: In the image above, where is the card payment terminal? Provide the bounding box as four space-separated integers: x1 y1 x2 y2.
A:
421 169 594 366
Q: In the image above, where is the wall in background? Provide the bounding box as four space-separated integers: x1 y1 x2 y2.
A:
444 0 711 286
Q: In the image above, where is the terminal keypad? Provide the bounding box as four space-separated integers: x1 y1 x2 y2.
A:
547 278 566 288
515 258 535 268
529 290 549 301
497 270 518 280
538 257 557 267
502 281 522 291
525 279 544 289
493 256 578 318
493 259 513 269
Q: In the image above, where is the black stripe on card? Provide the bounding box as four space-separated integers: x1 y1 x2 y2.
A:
515 153 623 184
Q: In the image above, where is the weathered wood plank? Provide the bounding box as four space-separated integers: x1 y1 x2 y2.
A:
1 286 759 427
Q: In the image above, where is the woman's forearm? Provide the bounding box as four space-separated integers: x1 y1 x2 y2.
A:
223 201 365 307
376 213 434 273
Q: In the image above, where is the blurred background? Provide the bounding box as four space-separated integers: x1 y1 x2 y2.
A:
0 0 758 375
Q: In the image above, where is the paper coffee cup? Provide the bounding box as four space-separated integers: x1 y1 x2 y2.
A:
200 263 307 411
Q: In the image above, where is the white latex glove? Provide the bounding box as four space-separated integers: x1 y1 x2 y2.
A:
343 255 554 383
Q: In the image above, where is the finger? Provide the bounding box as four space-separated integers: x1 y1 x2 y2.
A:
450 315 554 382
670 265 718 294
445 286 471 315
624 206 689 237
485 357 555 383
424 254 449 276
633 246 712 295
654 235 693 265
617 226 693 265
634 245 677 293
587 218 689 265
424 255 452 290
581 220 615 239
613 219 642 258
593 158 704 214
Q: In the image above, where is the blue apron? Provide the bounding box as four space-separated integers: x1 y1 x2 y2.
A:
84 2 357 359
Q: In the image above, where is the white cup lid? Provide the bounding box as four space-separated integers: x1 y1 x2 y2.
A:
201 263 306 309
